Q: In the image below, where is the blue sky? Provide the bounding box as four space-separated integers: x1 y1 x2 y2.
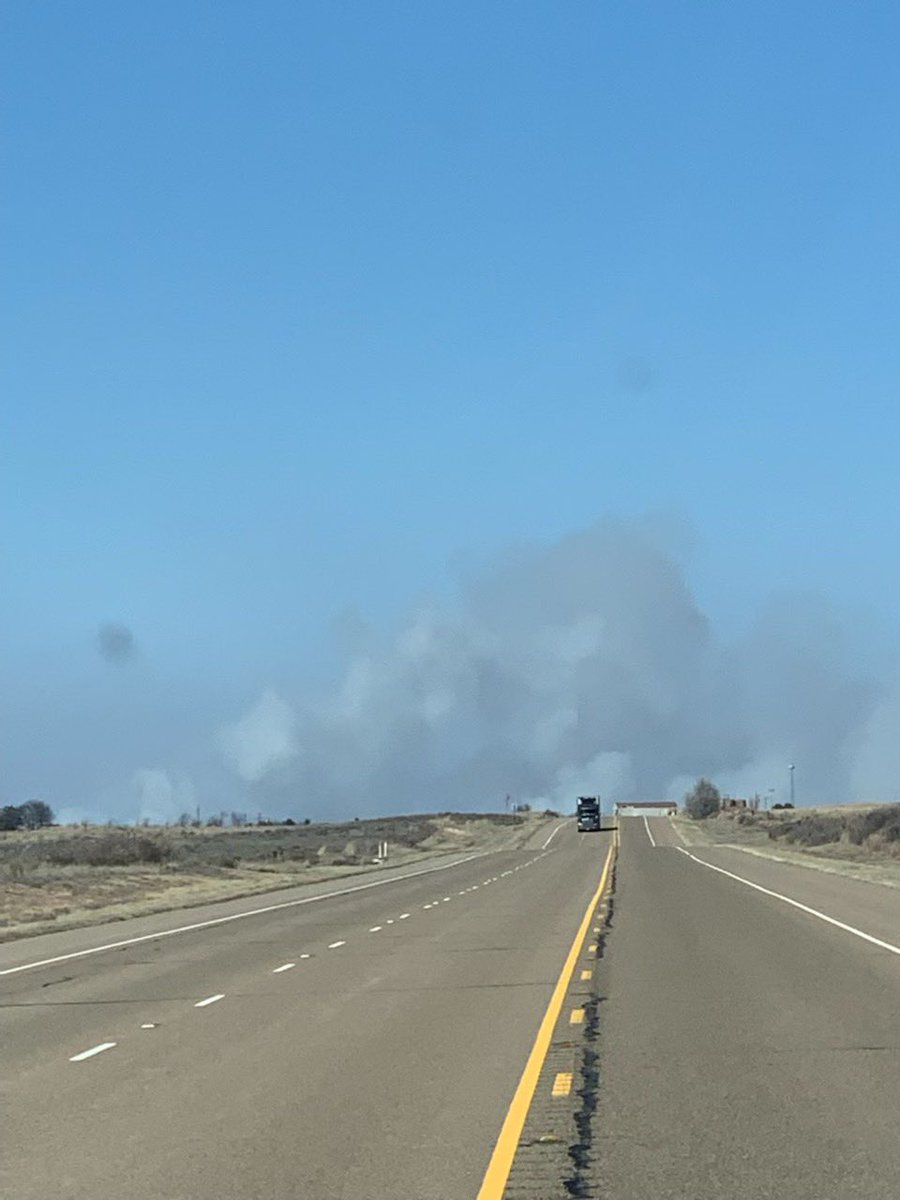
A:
3 3 900 816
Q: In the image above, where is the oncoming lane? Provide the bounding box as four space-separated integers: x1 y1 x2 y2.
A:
0 823 618 1200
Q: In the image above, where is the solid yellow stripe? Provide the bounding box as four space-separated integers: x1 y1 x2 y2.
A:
476 843 615 1200
551 1072 573 1097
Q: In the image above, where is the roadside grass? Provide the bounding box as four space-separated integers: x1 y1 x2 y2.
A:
0 811 547 941
672 802 900 889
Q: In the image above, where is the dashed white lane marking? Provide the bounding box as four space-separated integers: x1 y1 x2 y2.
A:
194 993 225 1008
442 897 451 902
423 904 432 909
542 821 565 849
643 816 657 847
69 1042 116 1062
386 919 395 925
675 846 900 956
328 940 346 949
300 953 311 959
370 925 383 932
399 913 410 919
273 962 295 973
140 1023 156 1029
0 849 494 978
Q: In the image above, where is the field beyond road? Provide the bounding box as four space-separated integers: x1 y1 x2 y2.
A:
0 811 553 942
673 802 900 890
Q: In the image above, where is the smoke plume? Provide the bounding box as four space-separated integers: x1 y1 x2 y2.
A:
218 519 888 815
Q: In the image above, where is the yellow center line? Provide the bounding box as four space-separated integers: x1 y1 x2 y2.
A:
476 842 615 1200
569 1008 585 1025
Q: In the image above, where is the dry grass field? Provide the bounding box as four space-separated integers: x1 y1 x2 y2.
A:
673 802 900 888
0 810 553 941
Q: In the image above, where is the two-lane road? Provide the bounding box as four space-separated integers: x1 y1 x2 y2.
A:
590 816 899 1199
1 822 610 1200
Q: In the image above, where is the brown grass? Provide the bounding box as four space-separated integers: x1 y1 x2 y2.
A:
672 803 900 889
0 811 547 941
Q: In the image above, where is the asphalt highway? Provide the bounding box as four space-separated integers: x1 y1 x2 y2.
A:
1 821 608 1200
2 815 898 1199
587 816 899 1199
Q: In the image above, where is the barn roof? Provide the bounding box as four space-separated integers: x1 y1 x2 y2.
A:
614 800 677 809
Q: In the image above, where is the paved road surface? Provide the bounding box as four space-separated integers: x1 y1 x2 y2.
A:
586 816 899 1199
1 821 606 1200
2 815 898 1198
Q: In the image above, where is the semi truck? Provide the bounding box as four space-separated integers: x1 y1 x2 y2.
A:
576 795 601 832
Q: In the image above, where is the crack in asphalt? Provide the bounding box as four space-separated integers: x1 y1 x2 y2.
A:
564 862 616 1197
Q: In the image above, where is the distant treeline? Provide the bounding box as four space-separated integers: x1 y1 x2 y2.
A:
0 801 55 831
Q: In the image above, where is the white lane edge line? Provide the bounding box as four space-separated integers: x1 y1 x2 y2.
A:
669 818 688 846
69 1041 117 1062
643 815 657 847
327 940 346 949
194 993 225 1008
272 963 295 973
0 850 496 978
542 821 565 849
676 846 900 956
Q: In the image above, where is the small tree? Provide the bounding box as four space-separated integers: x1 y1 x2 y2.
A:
19 800 54 829
684 778 721 820
0 805 23 831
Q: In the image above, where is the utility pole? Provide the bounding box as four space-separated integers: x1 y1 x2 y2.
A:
789 764 795 807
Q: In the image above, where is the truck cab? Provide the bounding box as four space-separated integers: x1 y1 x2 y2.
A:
576 796 601 831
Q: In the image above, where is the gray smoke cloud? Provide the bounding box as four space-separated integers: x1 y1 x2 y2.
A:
218 689 299 783
97 622 137 664
218 519 891 815
131 768 196 825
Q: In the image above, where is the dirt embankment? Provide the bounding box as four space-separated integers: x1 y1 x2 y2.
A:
0 810 554 942
674 803 900 888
